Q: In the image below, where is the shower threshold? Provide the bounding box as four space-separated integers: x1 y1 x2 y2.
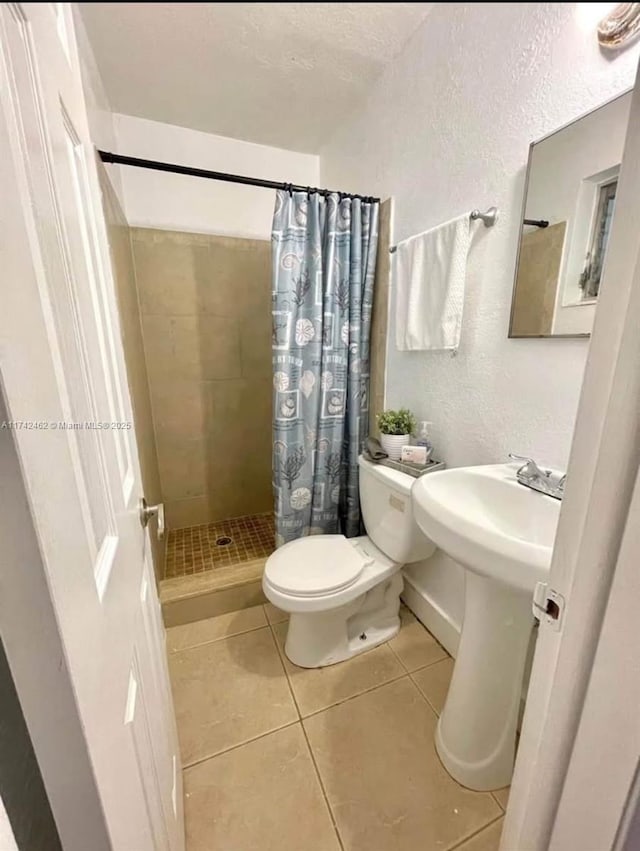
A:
160 512 275 627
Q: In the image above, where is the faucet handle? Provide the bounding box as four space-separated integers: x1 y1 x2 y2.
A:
508 454 549 478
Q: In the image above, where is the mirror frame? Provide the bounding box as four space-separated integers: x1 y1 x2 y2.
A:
508 88 633 340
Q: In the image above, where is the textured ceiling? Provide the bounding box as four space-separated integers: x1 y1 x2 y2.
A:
79 3 433 152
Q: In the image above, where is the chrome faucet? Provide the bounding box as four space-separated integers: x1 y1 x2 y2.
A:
508 454 566 500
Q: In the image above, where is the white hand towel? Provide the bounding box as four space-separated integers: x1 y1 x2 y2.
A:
394 213 471 351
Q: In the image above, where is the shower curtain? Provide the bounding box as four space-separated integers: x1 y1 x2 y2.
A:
271 189 379 546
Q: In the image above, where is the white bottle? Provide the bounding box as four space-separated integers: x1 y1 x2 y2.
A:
415 421 433 460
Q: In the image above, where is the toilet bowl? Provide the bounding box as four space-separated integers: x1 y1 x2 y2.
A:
263 455 435 668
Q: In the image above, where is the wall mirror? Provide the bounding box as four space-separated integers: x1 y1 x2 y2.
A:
509 90 632 338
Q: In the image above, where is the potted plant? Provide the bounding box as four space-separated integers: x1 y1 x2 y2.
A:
376 408 416 460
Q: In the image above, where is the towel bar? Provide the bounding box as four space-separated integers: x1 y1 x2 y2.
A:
389 206 498 253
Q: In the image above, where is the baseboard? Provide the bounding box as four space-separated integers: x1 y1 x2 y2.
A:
401 572 461 658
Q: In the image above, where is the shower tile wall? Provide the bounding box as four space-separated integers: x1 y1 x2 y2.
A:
512 221 566 337
99 167 166 579
131 229 272 529
369 199 392 438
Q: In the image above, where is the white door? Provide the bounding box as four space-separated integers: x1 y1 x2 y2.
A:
0 4 183 850
501 65 640 850
548 464 640 850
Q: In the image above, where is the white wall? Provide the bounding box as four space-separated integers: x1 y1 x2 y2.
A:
112 113 320 239
320 2 640 637
75 6 319 241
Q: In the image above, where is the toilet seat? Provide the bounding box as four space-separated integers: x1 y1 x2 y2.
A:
265 535 374 597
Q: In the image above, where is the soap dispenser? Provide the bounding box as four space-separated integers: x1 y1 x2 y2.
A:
415 421 433 460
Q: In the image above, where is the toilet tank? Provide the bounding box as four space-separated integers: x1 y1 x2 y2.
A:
358 455 436 564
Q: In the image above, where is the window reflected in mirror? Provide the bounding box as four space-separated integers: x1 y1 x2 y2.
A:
579 177 617 301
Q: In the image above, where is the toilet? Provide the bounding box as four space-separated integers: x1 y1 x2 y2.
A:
263 455 435 668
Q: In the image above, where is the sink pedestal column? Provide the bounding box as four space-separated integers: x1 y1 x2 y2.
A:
435 570 534 791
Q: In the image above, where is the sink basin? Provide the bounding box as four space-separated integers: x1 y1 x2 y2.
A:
411 463 561 792
412 464 560 592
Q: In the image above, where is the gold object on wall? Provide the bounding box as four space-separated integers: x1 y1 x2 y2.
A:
598 3 640 49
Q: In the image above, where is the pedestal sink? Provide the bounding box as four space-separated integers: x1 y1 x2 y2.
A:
412 464 561 791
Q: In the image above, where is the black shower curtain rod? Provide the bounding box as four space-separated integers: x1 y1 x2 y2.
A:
98 150 380 203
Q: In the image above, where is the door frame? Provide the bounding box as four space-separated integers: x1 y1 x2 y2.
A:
501 64 640 850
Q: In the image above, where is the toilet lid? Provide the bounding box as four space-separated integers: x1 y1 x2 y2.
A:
265 535 372 597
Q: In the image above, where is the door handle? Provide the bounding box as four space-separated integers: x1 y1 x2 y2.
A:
139 497 165 539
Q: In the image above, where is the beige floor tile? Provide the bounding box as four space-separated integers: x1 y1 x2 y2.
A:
263 601 288 624
169 627 297 765
166 605 266 652
388 606 449 672
454 817 504 851
273 622 404 717
304 678 500 851
412 657 456 714
184 725 340 851
492 786 510 811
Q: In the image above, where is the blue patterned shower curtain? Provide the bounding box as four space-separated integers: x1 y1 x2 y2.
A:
271 190 379 546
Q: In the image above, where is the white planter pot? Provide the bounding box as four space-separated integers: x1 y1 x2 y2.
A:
380 433 410 461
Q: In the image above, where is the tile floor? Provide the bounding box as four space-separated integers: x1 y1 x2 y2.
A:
167 603 509 851
165 512 275 578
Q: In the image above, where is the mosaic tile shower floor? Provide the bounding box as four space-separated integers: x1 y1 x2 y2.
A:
165 512 275 579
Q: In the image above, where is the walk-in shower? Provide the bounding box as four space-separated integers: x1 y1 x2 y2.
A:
130 226 274 585
99 150 387 622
